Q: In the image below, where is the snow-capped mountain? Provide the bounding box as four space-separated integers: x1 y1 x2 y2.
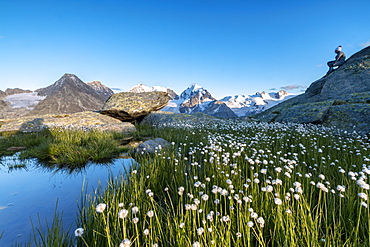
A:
220 90 296 116
162 84 237 118
130 83 296 118
129 84 178 100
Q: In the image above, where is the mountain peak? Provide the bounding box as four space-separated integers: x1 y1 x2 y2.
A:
28 73 108 116
86 81 114 100
129 83 179 100
36 73 88 97
179 84 213 101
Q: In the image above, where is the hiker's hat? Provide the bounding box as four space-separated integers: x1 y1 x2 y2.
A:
335 46 342 51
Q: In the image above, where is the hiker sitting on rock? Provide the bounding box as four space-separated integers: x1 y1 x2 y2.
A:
326 45 346 75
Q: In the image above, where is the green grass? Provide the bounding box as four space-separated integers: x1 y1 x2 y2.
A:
15 120 370 246
0 128 132 168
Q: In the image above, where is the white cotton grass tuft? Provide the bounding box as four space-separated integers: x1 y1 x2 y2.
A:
120 239 131 247
132 206 139 214
96 203 107 213
192 242 201 247
147 210 154 218
358 193 368 200
274 198 283 205
197 227 205 235
118 209 129 219
74 228 84 237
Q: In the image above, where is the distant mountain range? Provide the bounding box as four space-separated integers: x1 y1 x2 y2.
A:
129 83 295 117
0 74 114 118
1 73 296 119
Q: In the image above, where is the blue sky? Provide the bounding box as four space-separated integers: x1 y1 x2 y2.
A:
1 0 370 99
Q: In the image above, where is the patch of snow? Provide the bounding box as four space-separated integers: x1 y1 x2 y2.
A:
129 84 168 93
179 84 208 100
221 91 298 117
162 99 182 113
4 92 46 109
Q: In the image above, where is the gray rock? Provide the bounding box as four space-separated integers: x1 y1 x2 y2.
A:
134 138 171 154
100 92 169 122
255 45 370 134
202 101 237 118
0 111 136 133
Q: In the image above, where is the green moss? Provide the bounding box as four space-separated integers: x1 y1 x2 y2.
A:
333 100 347 105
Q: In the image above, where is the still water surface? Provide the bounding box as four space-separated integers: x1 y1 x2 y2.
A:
0 154 133 245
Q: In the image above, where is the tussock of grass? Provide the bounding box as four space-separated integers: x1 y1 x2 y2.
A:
0 128 130 167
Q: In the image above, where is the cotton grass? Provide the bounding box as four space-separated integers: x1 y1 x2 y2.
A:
36 119 370 246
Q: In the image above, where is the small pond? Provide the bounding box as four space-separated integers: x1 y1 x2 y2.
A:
0 154 134 245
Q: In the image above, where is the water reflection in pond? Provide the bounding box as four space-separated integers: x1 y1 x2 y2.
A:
0 154 133 245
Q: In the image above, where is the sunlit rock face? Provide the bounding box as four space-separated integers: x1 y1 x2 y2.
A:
256 45 370 134
100 91 170 122
86 81 114 101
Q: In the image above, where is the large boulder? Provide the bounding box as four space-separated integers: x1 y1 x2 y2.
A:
255 45 370 134
100 92 170 122
0 111 136 133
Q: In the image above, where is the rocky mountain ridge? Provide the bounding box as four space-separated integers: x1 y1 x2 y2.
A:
256 45 370 134
158 84 236 118
2 75 296 120
220 90 295 116
131 83 293 118
129 84 178 100
86 81 114 101
28 74 108 116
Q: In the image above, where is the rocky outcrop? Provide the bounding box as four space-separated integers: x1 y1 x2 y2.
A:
255 45 370 134
100 92 169 122
133 138 171 154
0 90 7 99
29 74 107 116
0 100 8 109
306 48 370 101
201 101 237 118
0 111 136 133
4 88 33 96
